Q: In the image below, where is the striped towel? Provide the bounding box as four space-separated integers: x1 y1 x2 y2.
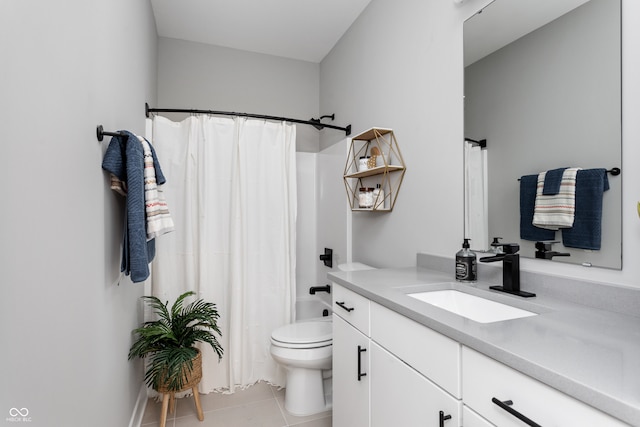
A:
109 174 127 196
137 135 175 239
532 167 581 230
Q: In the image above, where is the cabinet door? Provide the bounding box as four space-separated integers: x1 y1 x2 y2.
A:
370 342 461 427
333 314 370 427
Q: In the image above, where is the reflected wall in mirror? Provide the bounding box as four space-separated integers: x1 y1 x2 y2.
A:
463 0 622 269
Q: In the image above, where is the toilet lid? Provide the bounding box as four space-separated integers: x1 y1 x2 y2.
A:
271 321 332 345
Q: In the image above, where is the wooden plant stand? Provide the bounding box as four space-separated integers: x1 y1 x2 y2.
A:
157 350 204 427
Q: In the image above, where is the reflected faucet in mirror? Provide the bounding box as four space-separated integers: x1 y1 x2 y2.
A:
535 241 571 260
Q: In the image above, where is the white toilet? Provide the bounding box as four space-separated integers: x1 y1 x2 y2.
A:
270 319 333 416
270 262 375 416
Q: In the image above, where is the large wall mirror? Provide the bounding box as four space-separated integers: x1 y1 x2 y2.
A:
463 0 622 269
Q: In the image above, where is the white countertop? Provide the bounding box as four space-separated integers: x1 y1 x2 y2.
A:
328 264 640 426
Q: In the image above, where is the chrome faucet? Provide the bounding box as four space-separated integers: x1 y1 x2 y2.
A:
480 243 536 298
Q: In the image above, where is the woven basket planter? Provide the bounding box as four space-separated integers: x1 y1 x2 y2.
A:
156 348 203 393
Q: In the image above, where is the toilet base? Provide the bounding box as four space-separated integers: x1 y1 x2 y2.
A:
283 367 328 416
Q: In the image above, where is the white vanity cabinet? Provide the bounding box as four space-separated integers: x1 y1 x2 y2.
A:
462 346 629 427
332 285 371 427
333 282 462 427
332 283 631 426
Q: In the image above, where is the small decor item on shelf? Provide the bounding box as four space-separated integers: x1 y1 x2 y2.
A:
358 187 374 208
373 184 385 209
369 146 381 168
358 156 371 172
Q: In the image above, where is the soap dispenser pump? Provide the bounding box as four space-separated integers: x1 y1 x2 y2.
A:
489 237 505 254
455 238 477 283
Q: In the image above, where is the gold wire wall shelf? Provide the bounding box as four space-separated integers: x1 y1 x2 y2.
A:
343 127 406 212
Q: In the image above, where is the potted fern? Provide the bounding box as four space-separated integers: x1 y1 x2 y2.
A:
128 291 224 392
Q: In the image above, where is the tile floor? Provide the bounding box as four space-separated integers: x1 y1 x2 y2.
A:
141 382 332 427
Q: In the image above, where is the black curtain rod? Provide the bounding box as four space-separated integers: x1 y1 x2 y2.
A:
145 103 351 136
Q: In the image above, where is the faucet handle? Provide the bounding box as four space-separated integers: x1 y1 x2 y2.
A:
500 243 520 254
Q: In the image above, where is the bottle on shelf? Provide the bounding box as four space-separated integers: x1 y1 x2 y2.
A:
358 187 374 209
373 184 386 209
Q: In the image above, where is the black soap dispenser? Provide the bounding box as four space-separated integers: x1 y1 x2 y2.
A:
455 239 477 283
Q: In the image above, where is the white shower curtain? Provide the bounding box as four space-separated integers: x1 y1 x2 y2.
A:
148 115 297 393
464 141 489 250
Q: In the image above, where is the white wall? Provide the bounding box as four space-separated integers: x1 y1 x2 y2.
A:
0 1 157 426
320 0 640 289
157 38 321 152
320 0 466 268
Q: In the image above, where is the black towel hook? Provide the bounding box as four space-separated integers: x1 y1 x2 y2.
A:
96 125 126 142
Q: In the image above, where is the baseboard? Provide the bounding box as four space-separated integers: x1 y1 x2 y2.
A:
128 382 148 427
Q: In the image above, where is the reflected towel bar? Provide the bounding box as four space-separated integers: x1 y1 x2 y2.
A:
517 168 620 181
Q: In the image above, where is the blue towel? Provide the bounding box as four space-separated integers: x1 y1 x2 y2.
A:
520 174 556 241
542 167 568 195
102 131 166 283
562 168 610 250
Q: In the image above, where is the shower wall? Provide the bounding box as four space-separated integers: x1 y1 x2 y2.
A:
296 152 319 305
296 142 349 315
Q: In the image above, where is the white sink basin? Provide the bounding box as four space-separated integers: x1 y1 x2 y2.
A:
407 290 537 323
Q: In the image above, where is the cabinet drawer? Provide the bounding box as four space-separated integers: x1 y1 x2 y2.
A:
371 302 461 398
332 284 370 336
462 346 629 427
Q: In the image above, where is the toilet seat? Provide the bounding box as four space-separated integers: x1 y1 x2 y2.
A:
271 321 332 349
